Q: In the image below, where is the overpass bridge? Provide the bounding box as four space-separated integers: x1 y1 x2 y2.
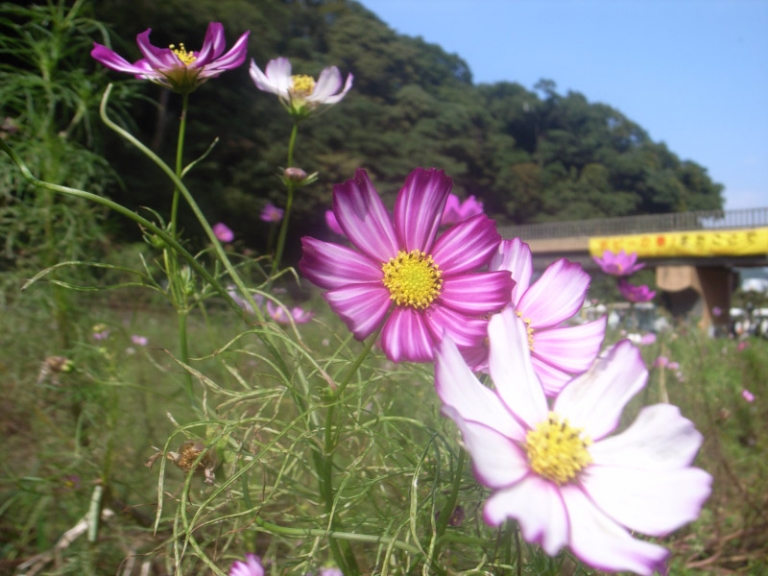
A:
498 207 768 330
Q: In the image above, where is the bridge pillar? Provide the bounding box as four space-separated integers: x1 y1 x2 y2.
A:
656 265 732 332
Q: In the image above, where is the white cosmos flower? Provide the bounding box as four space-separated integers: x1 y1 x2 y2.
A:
435 307 712 575
249 57 353 118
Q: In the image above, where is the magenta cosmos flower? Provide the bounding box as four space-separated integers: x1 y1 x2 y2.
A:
618 279 656 303
229 553 263 576
266 301 313 324
299 168 514 363
441 193 484 226
470 238 606 395
92 23 249 94
213 222 234 243
260 202 284 223
436 308 711 575
250 57 353 118
593 249 645 277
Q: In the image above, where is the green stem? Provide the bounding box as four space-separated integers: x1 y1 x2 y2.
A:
170 92 189 238
0 140 245 322
435 448 466 539
317 321 387 576
271 121 299 275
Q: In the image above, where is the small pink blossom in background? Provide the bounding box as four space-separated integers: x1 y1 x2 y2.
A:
213 222 234 243
266 301 313 324
617 279 656 303
712 306 722 317
91 23 250 94
319 569 343 576
226 285 264 314
441 193 484 226
737 341 750 352
592 249 645 277
627 333 656 346
325 210 345 236
435 308 711 575
742 389 755 402
92 324 110 340
131 335 148 346
229 553 264 576
667 361 680 371
260 203 284 223
653 356 669 368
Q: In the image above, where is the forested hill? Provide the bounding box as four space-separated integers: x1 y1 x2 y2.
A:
94 0 723 252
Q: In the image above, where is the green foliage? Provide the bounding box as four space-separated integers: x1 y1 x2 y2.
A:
87 0 723 263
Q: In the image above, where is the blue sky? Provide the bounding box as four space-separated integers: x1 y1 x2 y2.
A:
357 0 768 211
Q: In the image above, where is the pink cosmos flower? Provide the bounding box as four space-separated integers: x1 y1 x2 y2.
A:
742 389 755 402
260 203 284 223
472 238 606 395
653 356 669 368
667 361 680 371
441 193 484 226
229 553 264 576
593 249 645 277
737 341 750 352
712 306 722 317
325 210 345 236
435 308 712 575
266 301 313 324
213 222 234 243
250 57 353 118
299 168 514 363
618 279 656 303
131 335 148 346
91 23 249 94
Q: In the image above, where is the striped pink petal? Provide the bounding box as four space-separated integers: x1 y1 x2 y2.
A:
299 237 382 290
532 318 607 373
324 284 391 340
394 168 452 253
490 238 533 306
334 169 398 262
380 307 435 362
431 214 501 274
438 271 513 315
517 258 590 328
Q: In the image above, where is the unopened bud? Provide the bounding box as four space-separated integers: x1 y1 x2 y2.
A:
284 167 308 182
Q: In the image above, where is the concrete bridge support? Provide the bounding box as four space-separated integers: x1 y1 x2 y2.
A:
655 265 733 332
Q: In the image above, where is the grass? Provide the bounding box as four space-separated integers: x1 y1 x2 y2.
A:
1 281 767 575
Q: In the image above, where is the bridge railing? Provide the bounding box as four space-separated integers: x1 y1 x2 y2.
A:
499 207 768 240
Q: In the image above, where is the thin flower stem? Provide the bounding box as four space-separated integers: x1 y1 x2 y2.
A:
170 92 189 238
271 121 300 275
316 319 388 576
435 448 466 539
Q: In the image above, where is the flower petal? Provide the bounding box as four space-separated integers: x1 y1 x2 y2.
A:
308 66 342 102
517 258 590 328
438 271 513 315
203 30 250 73
195 22 225 65
589 404 704 469
532 318 606 373
443 409 529 488
560 485 669 576
322 72 354 105
394 168 452 253
490 238 532 307
530 355 573 397
324 285 391 340
424 305 488 349
488 309 548 430
250 57 291 97
431 214 501 275
554 340 647 440
435 335 525 441
91 43 153 75
135 29 178 70
381 307 435 362
581 465 712 536
334 169 398 263
483 475 569 556
299 237 382 290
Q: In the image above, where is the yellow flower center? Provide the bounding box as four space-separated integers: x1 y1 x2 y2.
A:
516 310 535 351
524 412 592 484
382 250 443 310
291 74 316 97
170 43 197 66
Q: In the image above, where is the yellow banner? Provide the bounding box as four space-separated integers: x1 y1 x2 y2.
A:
589 227 768 258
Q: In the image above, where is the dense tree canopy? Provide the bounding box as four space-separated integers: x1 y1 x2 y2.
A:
85 0 721 259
